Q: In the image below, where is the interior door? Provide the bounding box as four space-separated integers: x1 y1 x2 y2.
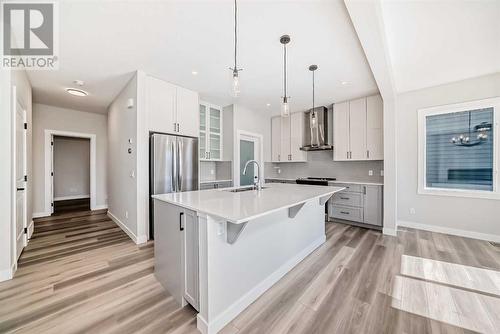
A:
349 98 367 160
333 101 350 161
15 101 26 260
240 139 255 186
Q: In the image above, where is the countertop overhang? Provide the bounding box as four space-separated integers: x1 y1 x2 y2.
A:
152 183 345 224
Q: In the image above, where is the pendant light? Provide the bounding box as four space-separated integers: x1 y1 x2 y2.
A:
229 0 242 97
309 65 318 129
280 35 291 117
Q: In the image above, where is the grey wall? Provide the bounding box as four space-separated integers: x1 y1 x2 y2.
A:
266 150 384 183
200 161 232 182
32 104 108 214
107 74 138 239
53 137 90 199
397 72 500 237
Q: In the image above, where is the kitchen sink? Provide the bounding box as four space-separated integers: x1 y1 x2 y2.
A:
226 185 268 193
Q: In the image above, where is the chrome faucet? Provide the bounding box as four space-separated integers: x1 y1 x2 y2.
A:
243 160 263 191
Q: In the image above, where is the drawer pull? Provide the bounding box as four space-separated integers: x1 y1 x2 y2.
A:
340 197 349 200
340 211 350 215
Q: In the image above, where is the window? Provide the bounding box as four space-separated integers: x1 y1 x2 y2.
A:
418 97 499 199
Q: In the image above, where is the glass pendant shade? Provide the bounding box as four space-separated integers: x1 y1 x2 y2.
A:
232 71 240 97
281 97 290 117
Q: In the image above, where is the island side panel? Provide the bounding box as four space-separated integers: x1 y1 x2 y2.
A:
199 197 325 333
153 199 185 307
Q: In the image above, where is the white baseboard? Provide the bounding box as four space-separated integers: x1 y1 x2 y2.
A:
0 262 17 282
397 220 500 243
93 205 108 211
107 211 147 245
27 220 34 239
383 227 397 236
54 194 90 201
32 212 51 219
197 235 326 334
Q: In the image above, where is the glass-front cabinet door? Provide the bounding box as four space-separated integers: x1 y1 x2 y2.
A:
199 102 223 160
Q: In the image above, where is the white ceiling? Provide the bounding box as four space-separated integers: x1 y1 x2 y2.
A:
28 0 378 114
381 0 500 93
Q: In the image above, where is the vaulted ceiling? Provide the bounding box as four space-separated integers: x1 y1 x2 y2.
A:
28 0 378 114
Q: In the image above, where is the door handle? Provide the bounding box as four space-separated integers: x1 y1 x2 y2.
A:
177 140 182 191
367 150 370 159
179 212 184 231
17 187 25 191
340 211 350 215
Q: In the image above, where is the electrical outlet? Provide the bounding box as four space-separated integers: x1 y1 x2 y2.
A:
368 170 373 176
125 211 129 219
380 170 384 176
409 208 416 215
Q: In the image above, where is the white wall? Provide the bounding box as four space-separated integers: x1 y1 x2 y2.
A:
0 68 32 281
233 104 272 162
107 73 143 243
397 73 500 240
53 137 90 199
32 104 108 215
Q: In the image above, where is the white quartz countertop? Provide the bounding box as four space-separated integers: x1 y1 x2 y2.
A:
152 183 344 224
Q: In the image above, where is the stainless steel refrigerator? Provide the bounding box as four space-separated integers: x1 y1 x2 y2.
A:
150 133 198 239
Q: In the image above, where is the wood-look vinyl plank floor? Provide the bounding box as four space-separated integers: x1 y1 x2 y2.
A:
1 210 499 333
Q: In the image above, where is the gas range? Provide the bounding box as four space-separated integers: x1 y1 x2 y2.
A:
295 177 336 186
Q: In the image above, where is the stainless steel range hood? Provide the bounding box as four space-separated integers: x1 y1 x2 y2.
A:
300 106 333 151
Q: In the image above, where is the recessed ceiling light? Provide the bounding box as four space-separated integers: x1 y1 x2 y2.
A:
341 81 349 86
266 103 271 107
191 70 198 75
66 88 88 97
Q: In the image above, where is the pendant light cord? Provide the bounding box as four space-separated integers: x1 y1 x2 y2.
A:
234 0 238 70
312 70 315 110
283 43 287 98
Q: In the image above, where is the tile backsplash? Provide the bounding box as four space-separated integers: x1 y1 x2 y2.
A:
200 161 232 181
265 150 384 183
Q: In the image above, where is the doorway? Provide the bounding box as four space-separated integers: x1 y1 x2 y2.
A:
52 136 91 214
235 130 263 187
44 130 97 215
15 99 27 260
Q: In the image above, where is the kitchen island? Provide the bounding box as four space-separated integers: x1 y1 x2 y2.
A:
152 183 344 334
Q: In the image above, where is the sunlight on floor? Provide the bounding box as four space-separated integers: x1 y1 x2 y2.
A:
391 256 500 333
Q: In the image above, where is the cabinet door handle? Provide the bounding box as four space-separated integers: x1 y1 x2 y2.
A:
367 150 370 159
363 186 366 195
340 197 349 200
174 122 177 132
177 123 180 132
340 211 350 215
179 212 184 231
278 154 280 161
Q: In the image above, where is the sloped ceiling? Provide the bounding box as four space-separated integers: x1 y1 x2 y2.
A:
27 0 378 114
381 0 500 93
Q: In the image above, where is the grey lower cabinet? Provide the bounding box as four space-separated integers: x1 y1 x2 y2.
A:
199 180 233 190
328 183 383 228
154 200 199 311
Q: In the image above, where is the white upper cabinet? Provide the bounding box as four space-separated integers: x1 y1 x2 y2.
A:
271 112 307 163
199 101 223 161
333 101 350 161
147 76 177 133
290 112 307 162
366 95 384 160
146 75 199 137
271 117 281 162
176 87 199 138
349 98 367 160
333 94 383 161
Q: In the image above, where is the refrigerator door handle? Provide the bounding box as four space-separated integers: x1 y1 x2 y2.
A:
178 139 183 192
171 139 177 192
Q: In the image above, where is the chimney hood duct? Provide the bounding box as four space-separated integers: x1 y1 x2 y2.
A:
300 106 333 151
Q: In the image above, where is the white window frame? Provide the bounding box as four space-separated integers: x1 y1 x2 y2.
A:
418 97 500 200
